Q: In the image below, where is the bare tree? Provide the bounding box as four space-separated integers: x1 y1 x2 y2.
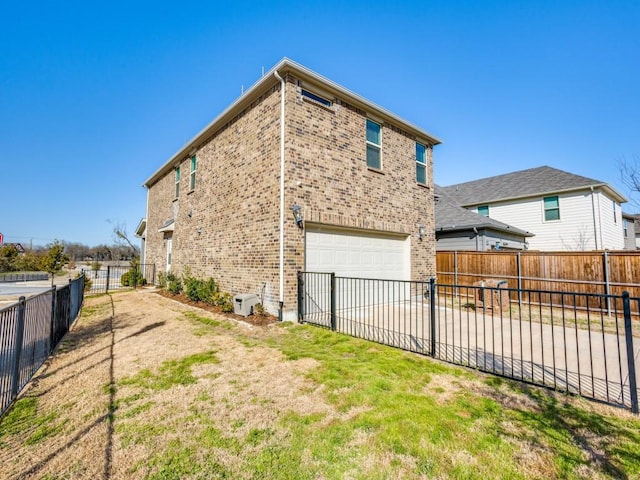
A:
107 220 140 262
619 156 640 211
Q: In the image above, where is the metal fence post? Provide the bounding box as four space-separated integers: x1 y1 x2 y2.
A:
297 271 304 323
330 273 336 332
10 297 26 400
430 277 436 357
604 251 611 316
50 285 57 354
67 279 72 330
622 291 639 414
106 266 110 293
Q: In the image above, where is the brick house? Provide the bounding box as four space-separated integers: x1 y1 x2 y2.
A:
142 58 441 320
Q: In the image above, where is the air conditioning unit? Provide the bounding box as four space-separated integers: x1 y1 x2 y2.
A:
233 294 260 317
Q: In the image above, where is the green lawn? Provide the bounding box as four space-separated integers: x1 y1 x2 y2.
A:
2 294 639 480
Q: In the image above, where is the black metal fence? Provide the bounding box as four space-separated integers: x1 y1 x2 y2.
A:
0 272 49 283
0 274 85 417
297 272 639 413
84 263 156 295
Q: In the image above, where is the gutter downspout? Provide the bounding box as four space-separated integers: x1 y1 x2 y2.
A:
591 186 599 250
274 70 285 321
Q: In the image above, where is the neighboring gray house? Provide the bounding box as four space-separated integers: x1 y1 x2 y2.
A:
622 212 639 250
440 166 628 251
435 186 534 251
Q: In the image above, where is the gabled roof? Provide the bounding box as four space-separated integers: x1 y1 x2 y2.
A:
144 57 442 188
440 166 627 206
435 186 534 236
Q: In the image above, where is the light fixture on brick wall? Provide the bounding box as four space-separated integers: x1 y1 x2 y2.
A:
291 205 304 228
418 224 426 240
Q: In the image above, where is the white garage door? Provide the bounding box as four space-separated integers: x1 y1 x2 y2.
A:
305 226 410 280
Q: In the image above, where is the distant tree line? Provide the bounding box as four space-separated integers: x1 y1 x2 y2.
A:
0 240 139 273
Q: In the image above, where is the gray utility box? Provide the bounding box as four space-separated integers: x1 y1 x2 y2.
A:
233 293 260 317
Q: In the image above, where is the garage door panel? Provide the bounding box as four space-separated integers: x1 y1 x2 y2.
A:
305 227 409 280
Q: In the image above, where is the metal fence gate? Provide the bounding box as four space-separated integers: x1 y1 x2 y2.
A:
84 263 156 295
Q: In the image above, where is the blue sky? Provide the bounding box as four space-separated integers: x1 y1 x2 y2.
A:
1 1 638 247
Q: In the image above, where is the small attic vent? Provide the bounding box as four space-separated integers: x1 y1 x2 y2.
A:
301 89 332 108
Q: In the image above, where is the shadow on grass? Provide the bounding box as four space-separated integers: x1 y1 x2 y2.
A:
515 384 640 479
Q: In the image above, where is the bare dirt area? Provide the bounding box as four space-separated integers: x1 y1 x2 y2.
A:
0 289 329 479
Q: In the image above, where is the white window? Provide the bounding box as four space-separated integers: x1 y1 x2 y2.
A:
190 155 197 190
416 142 427 184
544 196 560 221
613 202 617 223
366 119 381 170
477 205 489 217
174 166 180 198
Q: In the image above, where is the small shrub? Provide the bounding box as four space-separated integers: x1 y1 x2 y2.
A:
213 292 234 313
166 273 182 294
253 303 266 316
121 269 146 287
157 272 167 289
199 278 219 304
185 276 203 302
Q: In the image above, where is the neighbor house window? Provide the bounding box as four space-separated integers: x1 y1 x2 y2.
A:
416 142 427 184
613 203 617 223
174 166 180 198
477 205 489 217
190 155 197 190
624 219 628 237
544 196 560 221
366 119 381 169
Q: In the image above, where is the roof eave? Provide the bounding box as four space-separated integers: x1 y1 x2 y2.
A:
436 223 534 237
461 183 628 207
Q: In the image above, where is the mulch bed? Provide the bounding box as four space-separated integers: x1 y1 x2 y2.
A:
154 289 278 326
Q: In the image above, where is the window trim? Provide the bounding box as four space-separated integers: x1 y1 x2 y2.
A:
366 119 382 170
416 142 427 185
190 155 197 191
174 166 180 199
543 195 560 222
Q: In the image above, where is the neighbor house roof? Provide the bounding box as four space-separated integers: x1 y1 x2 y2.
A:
440 166 627 206
435 186 534 236
144 57 442 188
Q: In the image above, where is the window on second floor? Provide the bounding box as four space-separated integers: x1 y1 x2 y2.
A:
613 202 617 223
366 119 381 170
190 155 197 190
175 166 180 198
477 205 489 217
416 142 427 185
544 196 560 221
624 219 628 237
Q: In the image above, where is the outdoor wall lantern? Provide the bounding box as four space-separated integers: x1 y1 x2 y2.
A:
291 204 304 228
418 224 426 241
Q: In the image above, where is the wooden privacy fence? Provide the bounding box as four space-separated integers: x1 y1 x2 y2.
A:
436 250 640 311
